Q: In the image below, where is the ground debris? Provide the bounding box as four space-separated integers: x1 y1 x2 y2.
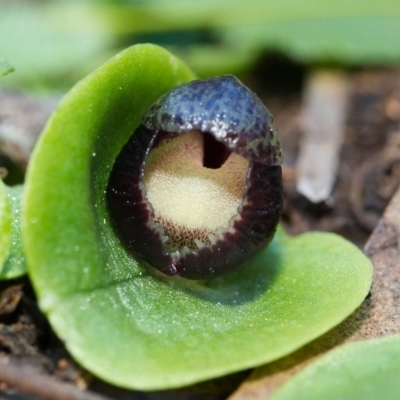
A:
296 69 350 203
229 171 400 400
0 91 58 173
350 131 400 231
0 285 23 316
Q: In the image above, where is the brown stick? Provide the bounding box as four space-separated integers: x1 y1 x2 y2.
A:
0 358 112 400
296 69 350 203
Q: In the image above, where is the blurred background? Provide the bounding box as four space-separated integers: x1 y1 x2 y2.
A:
1 0 400 92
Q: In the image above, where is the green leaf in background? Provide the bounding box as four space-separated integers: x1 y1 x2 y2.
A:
98 0 400 70
2 1 400 89
0 182 26 279
0 58 14 77
23 44 372 390
0 3 113 91
218 15 400 66
270 334 400 400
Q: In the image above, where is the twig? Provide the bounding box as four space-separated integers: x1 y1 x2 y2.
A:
296 69 350 203
0 358 112 400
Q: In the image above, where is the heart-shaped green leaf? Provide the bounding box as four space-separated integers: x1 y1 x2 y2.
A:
270 334 400 400
23 44 372 390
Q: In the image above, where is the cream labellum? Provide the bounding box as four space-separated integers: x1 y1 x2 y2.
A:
106 75 283 279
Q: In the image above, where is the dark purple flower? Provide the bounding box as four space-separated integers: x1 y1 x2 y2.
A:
106 75 283 279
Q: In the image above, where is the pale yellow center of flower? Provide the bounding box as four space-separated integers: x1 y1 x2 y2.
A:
143 131 248 250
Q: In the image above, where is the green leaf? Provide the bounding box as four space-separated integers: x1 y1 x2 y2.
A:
124 0 400 65
0 58 14 77
129 0 400 65
270 334 400 400
0 182 26 279
1 185 26 279
0 180 12 271
23 44 372 390
0 3 113 91
179 45 258 78
218 15 400 66
72 0 400 66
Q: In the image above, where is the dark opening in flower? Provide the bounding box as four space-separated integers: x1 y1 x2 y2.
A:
106 75 283 280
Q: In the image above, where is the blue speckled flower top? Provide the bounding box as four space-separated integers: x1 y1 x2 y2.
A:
142 75 283 165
